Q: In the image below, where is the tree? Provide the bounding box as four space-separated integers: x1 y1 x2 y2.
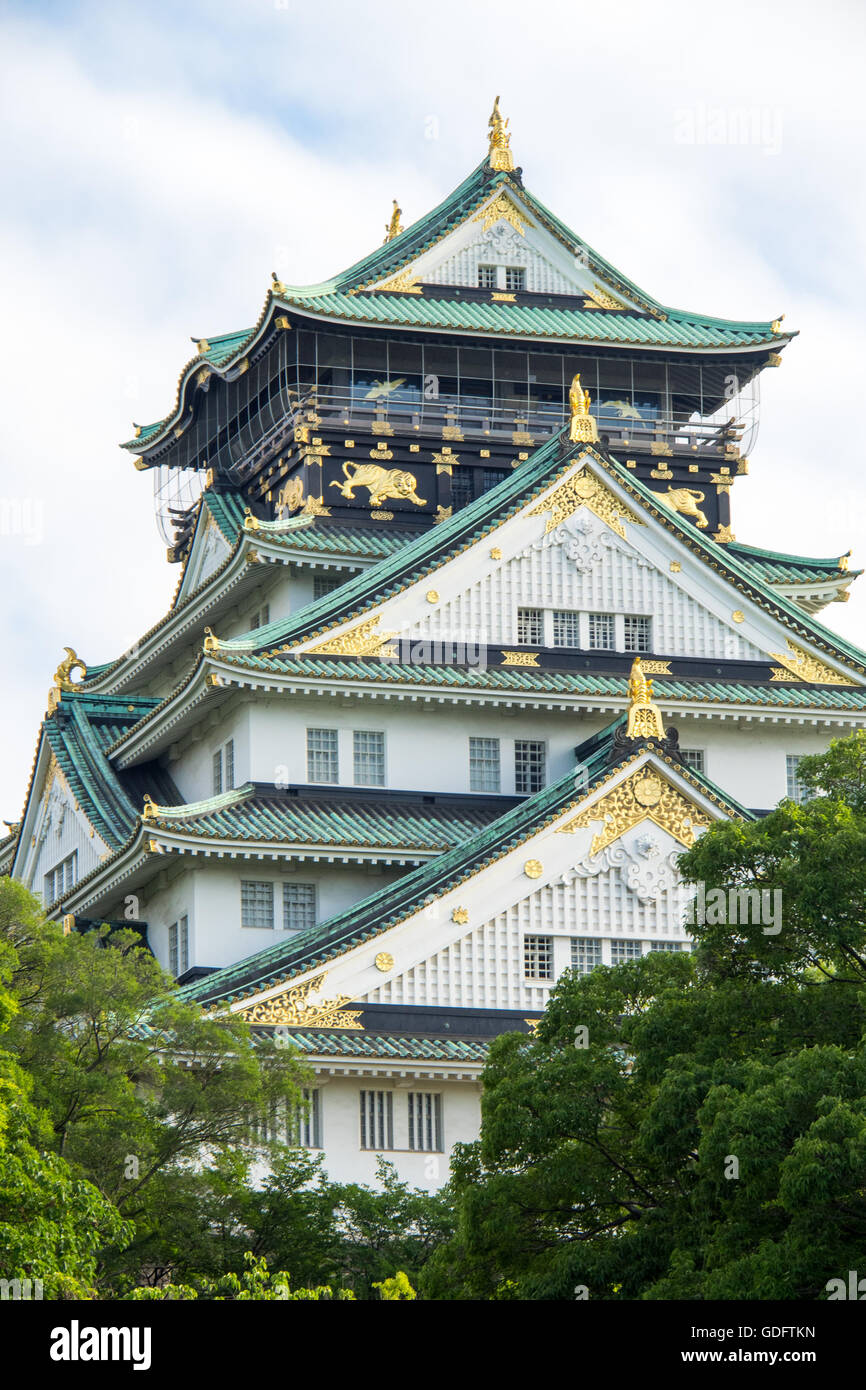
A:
422 732 866 1300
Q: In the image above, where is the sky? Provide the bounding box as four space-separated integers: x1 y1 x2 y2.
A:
1 0 865 822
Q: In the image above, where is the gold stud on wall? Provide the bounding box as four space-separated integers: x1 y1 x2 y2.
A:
524 859 544 879
375 952 394 973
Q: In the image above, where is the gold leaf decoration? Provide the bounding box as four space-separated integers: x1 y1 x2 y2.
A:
558 767 711 854
473 190 528 235
241 973 363 1029
767 640 857 686
306 614 398 658
377 270 423 295
502 650 540 667
583 282 628 311
529 468 643 538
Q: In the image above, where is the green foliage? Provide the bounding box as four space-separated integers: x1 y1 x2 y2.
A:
128 1251 357 1301
373 1270 416 1300
422 732 866 1301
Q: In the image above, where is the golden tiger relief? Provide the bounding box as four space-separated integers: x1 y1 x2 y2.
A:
329 461 426 508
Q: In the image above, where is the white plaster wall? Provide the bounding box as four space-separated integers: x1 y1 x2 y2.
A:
26 775 108 901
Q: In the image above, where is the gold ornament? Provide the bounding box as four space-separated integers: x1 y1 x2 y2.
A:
329 461 425 508
583 282 628 312
767 640 857 686
656 487 709 529
732 611 745 623
451 907 470 925
241 973 363 1030
473 190 528 235
377 270 423 295
486 95 515 172
626 657 666 740
276 474 305 516
559 767 711 854
529 467 643 539
433 505 453 524
306 614 398 658
502 650 540 666
426 590 440 603
524 859 544 879
375 952 394 973
567 374 599 444
47 646 87 712
299 495 331 517
383 199 403 243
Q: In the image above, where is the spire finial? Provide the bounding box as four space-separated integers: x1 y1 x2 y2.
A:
626 657 666 740
487 96 515 172
383 199 403 243
567 374 599 443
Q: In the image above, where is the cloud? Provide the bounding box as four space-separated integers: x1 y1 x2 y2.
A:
1 0 864 818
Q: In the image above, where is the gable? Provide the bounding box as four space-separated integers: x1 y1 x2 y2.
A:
177 509 233 603
17 753 110 904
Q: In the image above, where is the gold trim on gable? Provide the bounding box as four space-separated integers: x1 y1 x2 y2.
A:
557 766 711 854
529 467 643 539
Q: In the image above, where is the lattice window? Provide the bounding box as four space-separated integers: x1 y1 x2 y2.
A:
408 1093 443 1152
469 737 501 793
353 730 385 787
43 851 77 904
524 934 553 979
611 939 643 963
250 603 270 629
588 613 615 649
786 754 814 804
517 607 543 645
482 468 507 492
289 1089 322 1149
477 265 497 289
645 941 682 952
680 748 705 774
241 880 274 929
505 266 526 293
623 615 652 653
553 610 581 648
225 739 234 791
451 471 474 510
571 937 603 976
360 1090 394 1150
515 740 546 795
283 883 317 932
212 749 223 796
313 573 347 599
168 915 189 977
307 728 339 783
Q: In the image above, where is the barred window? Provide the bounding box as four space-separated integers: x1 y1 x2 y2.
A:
408 1093 443 1152
212 749 223 796
515 740 546 795
225 739 234 791
623 615 652 653
168 915 189 977
588 613 615 649
571 937 603 976
250 603 270 629
307 728 339 783
451 471 474 511
646 941 682 953
360 1090 394 1150
283 883 317 932
517 607 543 645
289 1089 322 1149
248 1100 281 1147
680 748 705 774
469 737 501 793
44 851 77 904
786 754 814 804
241 880 274 929
611 939 643 963
478 265 497 289
168 921 178 978
482 468 507 491
524 935 553 979
353 730 385 787
313 573 346 600
552 610 581 648
505 266 525 293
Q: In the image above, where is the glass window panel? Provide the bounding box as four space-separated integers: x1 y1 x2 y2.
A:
588 613 615 649
307 728 339 783
283 883 317 932
353 730 385 787
515 740 546 795
315 334 350 367
571 938 603 976
524 935 553 979
469 737 500 793
241 880 274 929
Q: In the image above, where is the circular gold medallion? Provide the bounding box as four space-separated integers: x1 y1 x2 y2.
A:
374 951 394 973
633 773 663 807
574 474 595 499
426 590 439 603
524 859 544 879
732 610 744 623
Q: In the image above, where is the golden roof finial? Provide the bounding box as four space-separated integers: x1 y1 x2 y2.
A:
487 95 515 172
47 647 87 715
626 657 666 740
568 373 599 444
383 199 403 243
771 313 785 335
142 794 158 822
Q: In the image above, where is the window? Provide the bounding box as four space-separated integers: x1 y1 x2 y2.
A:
353 730 385 787
307 728 339 783
786 754 814 804
646 941 682 953
469 737 501 793
250 603 270 629
360 1090 394 1150
571 937 603 976
283 883 317 932
241 880 274 929
212 749 223 796
553 610 581 648
482 468 507 492
313 574 345 600
43 851 77 904
249 1101 281 1147
408 1093 443 1152
213 740 234 795
515 740 546 795
517 607 543 645
623 615 652 653
478 265 497 290
611 940 643 964
505 266 525 293
588 613 615 649
225 739 234 792
289 1089 322 1149
451 471 474 510
524 935 553 979
680 749 705 774
168 915 189 978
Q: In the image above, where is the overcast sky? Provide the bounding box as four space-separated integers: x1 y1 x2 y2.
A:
1 0 865 822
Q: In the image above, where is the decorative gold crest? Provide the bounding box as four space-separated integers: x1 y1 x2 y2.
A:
558 767 711 854
241 972 363 1030
529 468 642 539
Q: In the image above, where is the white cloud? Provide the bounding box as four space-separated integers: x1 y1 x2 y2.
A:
1 0 864 818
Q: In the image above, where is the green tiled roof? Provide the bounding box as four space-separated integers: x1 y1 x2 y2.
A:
143 783 508 852
268 1029 491 1062
727 540 858 586
212 653 866 711
212 435 866 681
177 726 747 1010
124 159 791 455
